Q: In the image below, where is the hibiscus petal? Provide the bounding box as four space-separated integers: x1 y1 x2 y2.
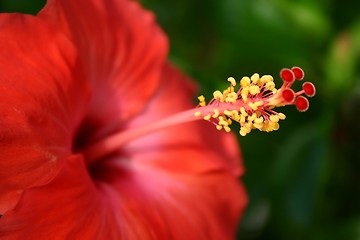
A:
0 155 120 239
98 160 247 240
0 14 88 214
0 154 246 240
39 0 168 143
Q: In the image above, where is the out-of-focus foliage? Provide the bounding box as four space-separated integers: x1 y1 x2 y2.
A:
2 0 360 239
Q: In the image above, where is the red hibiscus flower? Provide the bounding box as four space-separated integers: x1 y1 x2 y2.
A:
0 0 246 239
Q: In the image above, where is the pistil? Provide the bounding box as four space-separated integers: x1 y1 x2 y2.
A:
83 66 315 164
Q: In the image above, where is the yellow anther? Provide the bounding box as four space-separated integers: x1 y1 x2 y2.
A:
253 122 264 129
262 122 273 132
219 118 229 126
218 116 228 126
240 115 246 123
224 126 231 132
249 85 260 95
213 90 223 100
254 116 264 123
248 101 263 111
248 113 257 122
260 75 273 83
241 93 248 103
216 125 223 130
204 114 211 121
227 118 232 124
224 110 233 116
223 87 230 95
225 92 238 103
233 115 241 121
255 101 263 107
246 122 253 129
250 73 260 84
227 77 236 86
194 111 202 117
270 115 279 123
278 113 286 120
239 126 250 136
241 86 249 94
265 81 276 91
240 107 248 116
239 130 247 136
267 121 279 131
198 95 206 107
240 76 250 87
248 102 258 111
212 109 220 118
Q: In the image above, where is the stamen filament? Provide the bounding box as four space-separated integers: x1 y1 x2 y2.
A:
84 105 214 164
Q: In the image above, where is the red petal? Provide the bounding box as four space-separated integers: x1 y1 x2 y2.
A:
0 14 89 214
98 160 247 239
1 155 246 239
39 0 168 143
0 155 119 239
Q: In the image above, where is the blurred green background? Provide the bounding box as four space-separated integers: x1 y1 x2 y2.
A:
2 0 360 239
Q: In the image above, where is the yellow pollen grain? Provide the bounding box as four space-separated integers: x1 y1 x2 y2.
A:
223 87 231 95
227 77 236 86
240 76 250 87
270 115 279 123
239 129 247 136
216 125 223 130
248 102 258 111
241 93 248 103
194 111 202 117
251 73 260 84
240 126 251 136
198 95 206 107
261 75 273 83
273 122 280 130
204 114 211 121
241 87 249 95
248 113 257 122
249 85 260 95
212 109 220 118
248 101 262 111
255 101 263 107
240 107 248 116
226 92 238 103
213 90 223 100
278 113 286 120
224 126 231 132
253 122 264 129
254 116 264 123
240 115 246 123
265 82 275 91
224 110 233 116
219 119 228 126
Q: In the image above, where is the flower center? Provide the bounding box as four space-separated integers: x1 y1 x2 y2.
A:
83 66 315 164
